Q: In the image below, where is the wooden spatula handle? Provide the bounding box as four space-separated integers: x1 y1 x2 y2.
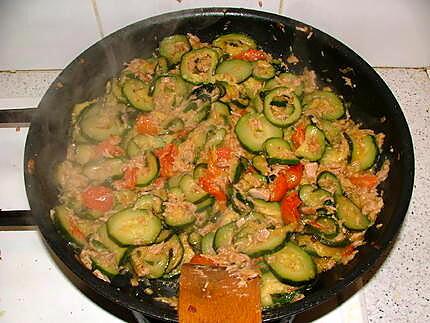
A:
179 264 261 323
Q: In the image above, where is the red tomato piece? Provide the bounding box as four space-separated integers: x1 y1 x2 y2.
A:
136 114 158 135
81 186 114 212
270 164 304 201
349 174 378 188
280 191 302 224
96 136 124 157
155 143 178 177
291 124 306 148
233 49 267 62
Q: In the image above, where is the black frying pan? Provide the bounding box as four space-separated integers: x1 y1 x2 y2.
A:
24 8 414 322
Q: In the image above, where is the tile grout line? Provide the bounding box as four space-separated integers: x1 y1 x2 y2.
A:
90 0 104 39
278 0 285 14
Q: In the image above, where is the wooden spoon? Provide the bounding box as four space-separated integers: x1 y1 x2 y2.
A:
178 256 261 323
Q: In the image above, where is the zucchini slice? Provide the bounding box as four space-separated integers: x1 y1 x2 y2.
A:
235 112 283 153
193 163 208 180
295 125 326 161
253 199 282 222
134 194 163 213
164 235 184 273
188 231 202 252
263 87 302 127
180 48 218 84
154 229 173 243
231 157 248 184
210 101 230 124
167 173 184 189
320 140 350 166
214 222 236 251
107 209 162 246
306 216 339 239
260 271 299 307
111 78 128 104
179 174 209 204
74 144 95 165
135 152 159 187
216 59 253 83
231 192 254 215
91 251 120 278
263 137 299 165
303 91 345 120
95 224 127 263
79 102 126 142
349 133 379 170
299 185 332 208
127 134 164 158
130 244 170 278
122 79 154 112
264 242 317 285
153 75 190 108
212 33 256 56
164 202 196 228
335 195 370 230
54 205 97 248
252 155 271 176
83 158 124 184
252 60 275 81
196 197 215 213
205 128 227 149
159 34 191 65
313 229 350 247
165 118 185 133
317 171 343 195
295 234 346 261
237 227 288 258
264 72 304 95
201 232 216 255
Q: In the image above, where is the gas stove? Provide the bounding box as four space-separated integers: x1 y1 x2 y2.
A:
0 106 367 323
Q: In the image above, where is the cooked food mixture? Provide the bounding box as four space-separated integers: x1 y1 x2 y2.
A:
54 33 389 308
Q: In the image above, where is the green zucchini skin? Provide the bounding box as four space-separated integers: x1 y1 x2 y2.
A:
335 195 370 230
180 48 219 84
159 34 191 65
79 102 126 142
264 242 317 286
122 79 154 112
107 209 162 246
303 90 345 120
135 152 160 187
349 134 379 170
295 125 326 161
263 137 299 165
212 33 256 56
252 60 275 81
317 171 343 195
235 112 283 153
263 87 302 127
216 59 253 83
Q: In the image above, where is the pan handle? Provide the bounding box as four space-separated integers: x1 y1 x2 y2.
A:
0 108 37 127
0 210 35 228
